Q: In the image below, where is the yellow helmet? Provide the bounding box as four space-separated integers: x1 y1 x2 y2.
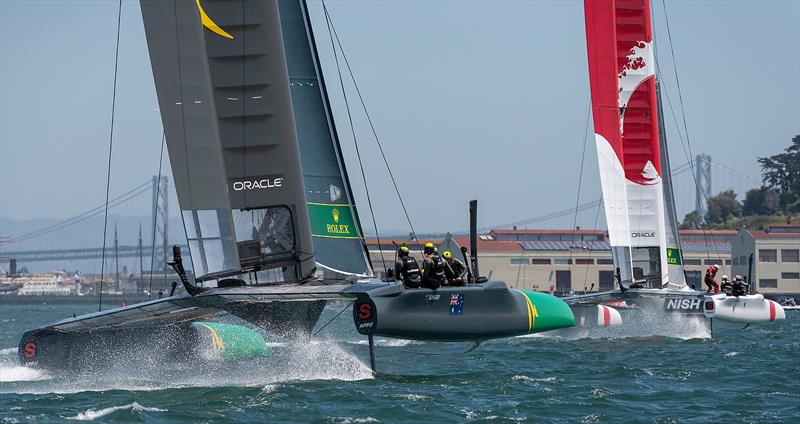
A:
443 250 452 259
398 245 410 257
423 242 434 255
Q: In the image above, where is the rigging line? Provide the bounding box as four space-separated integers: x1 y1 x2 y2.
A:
568 96 592 277
321 1 420 248
99 0 123 312
312 299 355 337
659 1 726 273
149 132 166 300
322 3 386 269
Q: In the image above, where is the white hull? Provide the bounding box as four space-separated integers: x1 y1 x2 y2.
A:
704 294 786 324
570 304 622 328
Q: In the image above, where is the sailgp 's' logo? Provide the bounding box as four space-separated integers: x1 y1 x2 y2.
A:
195 0 234 40
231 175 284 191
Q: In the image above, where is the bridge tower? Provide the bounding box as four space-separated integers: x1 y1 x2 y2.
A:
151 175 169 271
694 154 712 218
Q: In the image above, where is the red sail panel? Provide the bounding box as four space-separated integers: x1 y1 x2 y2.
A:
584 0 661 186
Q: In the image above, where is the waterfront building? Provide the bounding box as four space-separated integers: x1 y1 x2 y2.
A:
366 229 751 294
731 224 800 294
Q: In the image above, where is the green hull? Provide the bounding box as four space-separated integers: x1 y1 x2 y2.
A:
353 281 575 341
193 322 268 360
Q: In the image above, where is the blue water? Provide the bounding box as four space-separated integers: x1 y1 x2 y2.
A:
1 304 798 423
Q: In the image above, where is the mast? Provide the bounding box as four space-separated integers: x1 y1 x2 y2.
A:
655 80 687 287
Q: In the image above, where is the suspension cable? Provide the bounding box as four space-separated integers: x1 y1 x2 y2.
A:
321 1 420 249
148 132 166 300
98 0 123 312
11 181 150 242
322 3 387 269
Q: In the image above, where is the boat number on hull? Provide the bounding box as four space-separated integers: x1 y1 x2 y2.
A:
23 341 36 359
353 297 377 335
664 297 704 314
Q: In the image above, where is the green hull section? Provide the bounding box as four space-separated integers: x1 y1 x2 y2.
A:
194 322 268 360
516 291 576 333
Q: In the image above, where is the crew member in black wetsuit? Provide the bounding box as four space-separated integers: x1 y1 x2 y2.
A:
421 242 449 290
720 275 733 295
443 250 466 286
394 245 422 288
732 275 749 297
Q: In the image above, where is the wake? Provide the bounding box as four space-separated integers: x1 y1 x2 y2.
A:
0 340 372 394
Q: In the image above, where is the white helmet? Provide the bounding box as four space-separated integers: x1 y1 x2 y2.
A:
722 275 730 281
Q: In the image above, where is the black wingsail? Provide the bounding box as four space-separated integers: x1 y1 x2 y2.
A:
277 0 373 277
141 0 316 282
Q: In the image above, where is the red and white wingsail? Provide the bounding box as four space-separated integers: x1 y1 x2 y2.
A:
584 0 684 289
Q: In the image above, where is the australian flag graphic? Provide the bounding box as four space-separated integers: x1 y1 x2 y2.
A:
449 293 464 315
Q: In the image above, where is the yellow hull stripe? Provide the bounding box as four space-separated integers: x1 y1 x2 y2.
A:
199 323 225 353
196 0 234 40
515 290 534 332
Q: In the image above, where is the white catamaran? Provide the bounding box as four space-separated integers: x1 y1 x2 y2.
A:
562 0 786 330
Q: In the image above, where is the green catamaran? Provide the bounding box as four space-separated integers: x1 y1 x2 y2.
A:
18 0 575 372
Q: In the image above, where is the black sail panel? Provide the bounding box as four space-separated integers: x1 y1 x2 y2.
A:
277 0 372 277
141 0 316 281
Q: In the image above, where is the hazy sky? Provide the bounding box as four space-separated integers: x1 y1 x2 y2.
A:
1 0 798 236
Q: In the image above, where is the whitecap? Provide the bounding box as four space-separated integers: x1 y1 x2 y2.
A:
398 394 427 401
69 402 166 421
589 388 613 399
724 351 741 357
511 375 561 383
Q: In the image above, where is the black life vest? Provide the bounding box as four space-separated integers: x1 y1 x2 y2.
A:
398 256 421 282
426 255 446 282
448 259 466 276
732 281 747 296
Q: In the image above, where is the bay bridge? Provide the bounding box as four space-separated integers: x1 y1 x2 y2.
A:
0 154 761 274
0 175 182 275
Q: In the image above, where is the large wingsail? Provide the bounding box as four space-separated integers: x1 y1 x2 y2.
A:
277 0 373 277
584 0 673 289
141 0 316 282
